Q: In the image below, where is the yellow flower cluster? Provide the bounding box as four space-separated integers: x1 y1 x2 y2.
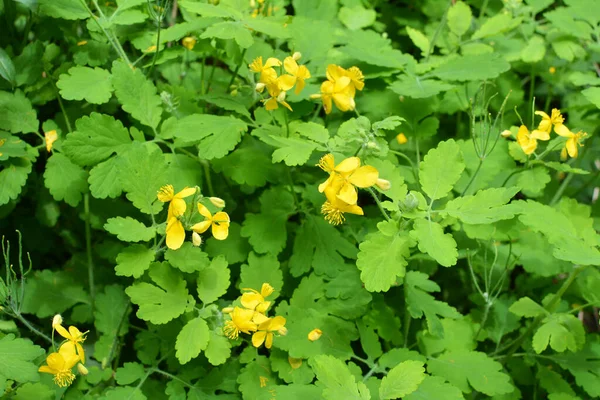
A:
516 108 588 159
157 185 230 250
223 283 287 349
317 154 389 225
250 53 311 112
311 65 365 114
38 316 88 388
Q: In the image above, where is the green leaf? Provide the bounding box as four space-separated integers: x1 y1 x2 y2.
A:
115 362 145 385
430 54 511 82
472 13 519 39
339 5 376 30
56 66 113 104
13 383 54 400
406 27 430 55
509 297 546 318
447 1 472 36
126 262 191 324
243 17 290 38
94 284 130 336
212 140 275 186
205 222 251 264
204 331 231 366
521 36 546 63
38 0 88 20
442 187 519 224
0 157 32 206
412 219 458 267
340 30 410 69
0 334 44 383
270 136 319 166
293 0 338 21
63 113 131 166
0 90 38 133
240 252 283 300
105 217 155 243
112 61 162 129
582 87 600 109
178 0 242 19
21 270 88 318
197 255 230 304
517 166 550 198
175 317 210 364
0 48 16 86
200 21 254 48
0 132 28 161
165 242 210 273
101 387 146 400
404 376 465 400
419 139 465 200
405 271 461 337
389 76 454 99
427 350 513 396
379 360 425 399
44 153 88 207
115 244 156 278
310 355 371 400
532 313 585 353
89 157 124 199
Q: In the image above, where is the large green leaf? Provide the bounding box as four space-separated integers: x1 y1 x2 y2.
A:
379 360 426 399
196 255 230 304
0 335 45 383
419 139 465 200
175 317 210 364
38 0 89 20
411 219 458 267
104 217 156 243
56 66 113 104
442 187 519 224
310 355 370 400
0 91 38 134
429 54 511 82
0 157 32 206
44 153 88 207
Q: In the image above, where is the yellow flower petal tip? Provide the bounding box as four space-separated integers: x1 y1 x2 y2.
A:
308 328 322 341
45 130 58 152
182 36 196 50
396 133 408 144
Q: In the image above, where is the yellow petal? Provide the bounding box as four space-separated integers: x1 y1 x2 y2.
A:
347 66 365 91
294 79 306 95
280 100 293 112
349 165 379 188
260 283 274 297
264 57 282 69
322 95 333 114
45 352 66 371
265 332 274 348
241 292 263 310
268 316 286 331
337 183 358 205
252 331 267 348
318 175 333 193
534 110 550 120
259 68 278 84
326 64 344 82
340 202 364 216
191 220 211 234
554 123 573 138
530 129 550 141
296 65 311 80
265 97 279 111
166 218 185 250
197 203 213 219
45 130 58 152
169 197 187 218
175 187 197 199
560 147 568 161
566 137 578 158
255 300 271 314
249 56 264 73
332 93 354 112
283 56 298 75
212 212 230 240
308 328 322 341
157 185 174 202
38 365 57 374
335 157 360 174
54 324 72 340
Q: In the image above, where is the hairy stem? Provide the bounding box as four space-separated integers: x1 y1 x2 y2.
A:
367 188 391 221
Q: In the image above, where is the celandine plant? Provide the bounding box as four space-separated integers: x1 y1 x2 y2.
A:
0 0 600 399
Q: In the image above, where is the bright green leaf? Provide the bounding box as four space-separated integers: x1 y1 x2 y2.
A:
310 355 371 400
105 217 155 243
443 187 519 224
57 66 113 104
197 256 230 304
448 1 472 36
0 334 45 383
165 242 210 273
430 54 510 82
0 90 38 134
379 360 426 399
115 244 155 278
44 153 88 207
175 317 210 364
419 139 465 200
412 219 458 267
509 297 546 318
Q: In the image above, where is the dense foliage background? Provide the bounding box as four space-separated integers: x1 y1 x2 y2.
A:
1 0 600 399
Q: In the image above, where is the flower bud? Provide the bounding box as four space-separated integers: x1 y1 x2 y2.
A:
288 357 302 369
278 326 288 336
376 178 391 191
402 192 419 211
77 363 89 375
209 197 225 208
222 306 234 314
52 314 63 328
277 90 287 103
182 37 196 51
192 232 202 247
255 82 266 92
500 129 512 138
396 133 408 144
307 328 322 341
292 52 302 61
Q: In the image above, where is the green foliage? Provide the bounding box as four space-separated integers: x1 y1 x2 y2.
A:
379 360 425 399
310 355 370 400
0 335 44 383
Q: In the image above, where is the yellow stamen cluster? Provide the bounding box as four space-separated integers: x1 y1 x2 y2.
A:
222 283 287 349
39 318 88 388
317 153 388 225
310 64 365 114
514 108 588 159
157 185 230 250
249 54 311 112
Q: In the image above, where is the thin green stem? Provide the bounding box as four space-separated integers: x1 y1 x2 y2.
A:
311 104 323 122
474 302 491 340
283 108 290 137
286 168 300 211
367 188 391 221
227 48 247 90
14 313 52 343
479 0 490 17
202 161 215 197
205 63 217 94
43 66 73 133
147 17 162 76
84 194 95 311
106 304 130 369
152 368 197 389
550 173 574 206
425 0 452 62
461 159 483 196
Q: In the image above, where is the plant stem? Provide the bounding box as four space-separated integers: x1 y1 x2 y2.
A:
283 108 290 137
425 0 452 62
152 368 197 389
43 66 73 133
367 188 391 221
202 161 215 197
461 159 483 196
148 17 162 76
84 194 95 311
14 313 52 343
106 304 130 369
227 48 247 91
550 172 574 206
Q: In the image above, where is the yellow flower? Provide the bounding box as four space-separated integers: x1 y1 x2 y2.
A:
182 36 196 50
516 125 549 155
262 78 294 112
76 40 88 46
223 306 258 339
249 56 281 84
54 324 87 362
396 133 408 144
321 181 364 225
281 56 311 95
549 66 556 74
45 130 58 152
318 153 379 205
38 345 80 388
327 64 364 91
310 64 364 114
191 203 230 240
251 316 287 349
307 328 322 341
533 108 569 137
157 185 197 250
557 129 587 159
241 283 274 313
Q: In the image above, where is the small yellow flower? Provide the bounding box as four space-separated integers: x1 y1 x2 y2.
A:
321 182 364 225
249 56 281 85
396 133 408 144
262 78 294 112
223 307 258 339
45 130 58 152
288 357 303 369
516 125 549 155
310 64 364 114
76 40 88 46
54 324 87 362
307 328 322 341
251 316 287 349
549 66 556 74
182 36 196 50
38 345 80 388
191 203 230 240
241 283 274 313
280 56 311 95
533 108 569 137
259 376 268 387
157 185 197 250
318 153 379 205
557 129 588 159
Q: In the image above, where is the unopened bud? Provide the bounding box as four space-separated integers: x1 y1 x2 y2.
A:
278 327 288 336
77 363 89 375
500 129 512 138
366 141 379 149
192 232 202 247
230 89 238 96
255 82 266 92
402 192 419 211
292 52 302 61
52 314 63 328
209 197 225 208
307 328 322 341
277 90 287 103
222 306 234 314
396 133 408 144
376 178 391 191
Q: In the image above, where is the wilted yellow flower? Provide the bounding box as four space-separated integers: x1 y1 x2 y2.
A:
249 56 281 85
182 36 196 50
54 324 87 362
191 203 230 240
396 133 408 144
157 185 197 250
45 130 58 152
558 129 587 159
252 316 287 349
223 307 258 339
533 108 569 137
38 345 80 387
516 125 549 155
318 153 379 205
241 283 274 313
308 328 322 341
